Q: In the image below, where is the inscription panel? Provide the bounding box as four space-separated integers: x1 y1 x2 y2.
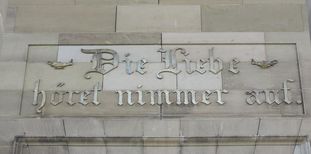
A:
21 44 303 117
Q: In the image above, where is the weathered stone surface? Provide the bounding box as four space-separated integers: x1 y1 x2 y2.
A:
258 118 302 136
160 0 241 5
24 63 102 91
106 146 143 154
0 33 58 61
103 63 176 90
24 146 69 154
181 118 259 137
0 120 23 145
15 6 116 32
181 146 216 154
59 33 161 45
69 146 107 154
21 118 65 136
143 119 180 137
28 46 58 62
0 62 25 90
4 7 16 32
254 145 297 154
217 146 255 154
0 0 7 32
0 146 10 154
117 5 201 32
57 45 161 62
202 4 304 32
144 147 180 154
162 44 266 62
104 119 143 137
162 32 265 44
0 90 22 116
76 0 157 5
244 0 305 4
64 118 105 137
9 0 74 6
223 62 300 90
177 64 222 90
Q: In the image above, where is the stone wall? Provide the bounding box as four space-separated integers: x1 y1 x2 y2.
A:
0 0 311 154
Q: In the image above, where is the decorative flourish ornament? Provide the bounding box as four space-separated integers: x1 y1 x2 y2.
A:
47 59 73 69
251 59 278 69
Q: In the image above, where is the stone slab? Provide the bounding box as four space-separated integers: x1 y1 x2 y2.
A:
57 45 161 63
162 44 266 62
9 0 74 6
143 119 180 137
244 0 305 4
68 146 107 154
217 146 255 154
28 46 58 62
181 118 259 137
64 118 105 137
104 119 143 137
160 0 241 5
58 33 161 45
0 33 58 61
117 5 201 32
24 63 102 91
202 4 304 32
103 63 176 90
0 90 22 116
0 62 25 90
76 0 158 5
15 6 116 32
162 32 265 44
4 7 16 32
258 118 302 136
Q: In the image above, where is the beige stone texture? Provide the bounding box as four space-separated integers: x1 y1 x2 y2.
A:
160 0 242 5
9 0 74 6
0 0 8 31
0 33 58 61
254 145 297 154
117 5 201 32
69 147 107 154
103 63 176 90
202 4 305 32
0 90 22 116
144 147 180 154
104 119 143 137
64 118 105 137
15 6 116 33
162 44 266 62
162 32 265 44
259 118 302 136
76 0 158 5
58 33 161 45
181 146 216 154
217 146 255 154
107 146 143 154
24 62 102 91
28 45 58 62
244 0 305 4
4 7 16 32
57 45 161 62
143 119 180 137
177 64 222 90
0 62 25 90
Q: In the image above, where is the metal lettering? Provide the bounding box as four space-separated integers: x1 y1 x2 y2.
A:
79 91 90 105
81 49 119 79
229 58 240 74
50 91 64 106
201 90 212 105
215 90 228 105
208 48 223 74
